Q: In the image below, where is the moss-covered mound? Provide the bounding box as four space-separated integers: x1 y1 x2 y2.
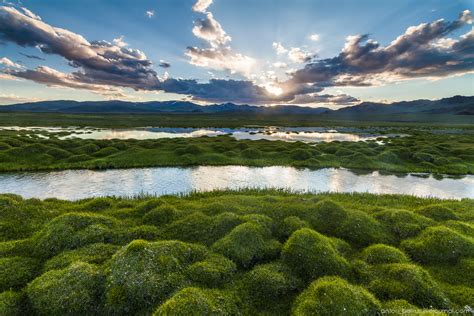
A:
153 287 240 315
186 254 237 288
105 240 207 315
281 228 349 280
415 205 460 222
241 262 301 308
293 276 381 315
361 244 409 265
369 263 450 309
374 209 434 241
0 291 24 316
212 222 281 268
31 213 118 258
26 262 104 315
0 191 472 315
401 226 474 264
0 256 40 291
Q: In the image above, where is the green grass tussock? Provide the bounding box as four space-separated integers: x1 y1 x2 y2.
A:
27 262 104 316
105 239 207 315
0 191 471 314
1 128 472 175
293 276 381 315
281 228 350 280
153 287 240 316
361 244 410 265
401 226 474 264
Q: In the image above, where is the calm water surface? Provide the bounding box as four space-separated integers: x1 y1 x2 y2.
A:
1 126 398 143
1 166 472 200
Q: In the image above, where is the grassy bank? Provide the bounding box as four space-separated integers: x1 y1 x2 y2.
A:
0 190 473 315
1 112 473 128
0 131 473 174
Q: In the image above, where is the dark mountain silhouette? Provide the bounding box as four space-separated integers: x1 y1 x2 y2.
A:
0 95 472 115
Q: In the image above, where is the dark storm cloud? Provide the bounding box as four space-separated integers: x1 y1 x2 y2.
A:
19 52 45 60
159 60 171 68
290 10 474 86
0 6 161 90
0 5 472 106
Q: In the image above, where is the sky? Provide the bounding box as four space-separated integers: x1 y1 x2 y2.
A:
0 0 473 107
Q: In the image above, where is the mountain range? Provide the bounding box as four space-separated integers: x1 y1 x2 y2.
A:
0 96 472 116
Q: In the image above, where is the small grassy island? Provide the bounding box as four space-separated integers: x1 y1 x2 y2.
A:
0 191 473 315
0 128 473 174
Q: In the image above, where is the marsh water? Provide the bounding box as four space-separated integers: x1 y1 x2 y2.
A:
1 166 472 200
1 126 400 143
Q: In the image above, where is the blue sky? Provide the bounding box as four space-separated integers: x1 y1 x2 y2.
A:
0 0 473 107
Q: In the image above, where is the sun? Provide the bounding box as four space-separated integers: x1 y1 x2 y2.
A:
264 83 283 96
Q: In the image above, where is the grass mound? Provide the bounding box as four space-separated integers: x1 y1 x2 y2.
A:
212 222 281 268
281 228 349 280
361 244 409 265
241 262 301 308
105 239 207 315
153 287 239 315
27 262 104 316
415 205 459 221
186 254 237 287
292 276 381 315
0 191 472 314
0 256 40 291
0 291 24 316
374 209 434 241
43 243 119 271
401 226 474 264
369 263 450 309
31 213 118 258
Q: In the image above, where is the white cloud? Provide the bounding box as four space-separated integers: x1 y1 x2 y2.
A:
288 47 313 63
193 0 213 13
272 42 288 54
20 7 41 20
309 33 320 41
186 46 256 76
112 36 128 48
0 93 42 105
273 62 287 68
145 10 154 18
0 57 22 68
192 12 231 47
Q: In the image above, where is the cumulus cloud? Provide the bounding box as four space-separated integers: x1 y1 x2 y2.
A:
273 62 288 68
192 12 231 47
186 46 255 76
290 10 474 86
1 5 472 106
186 0 256 77
272 42 288 54
20 7 40 20
0 6 160 90
0 57 22 68
288 47 314 63
193 0 213 13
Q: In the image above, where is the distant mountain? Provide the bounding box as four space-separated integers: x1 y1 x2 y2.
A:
331 95 474 116
0 100 332 115
0 95 472 116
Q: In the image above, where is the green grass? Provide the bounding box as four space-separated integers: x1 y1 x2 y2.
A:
1 112 474 128
0 190 472 315
0 129 473 174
